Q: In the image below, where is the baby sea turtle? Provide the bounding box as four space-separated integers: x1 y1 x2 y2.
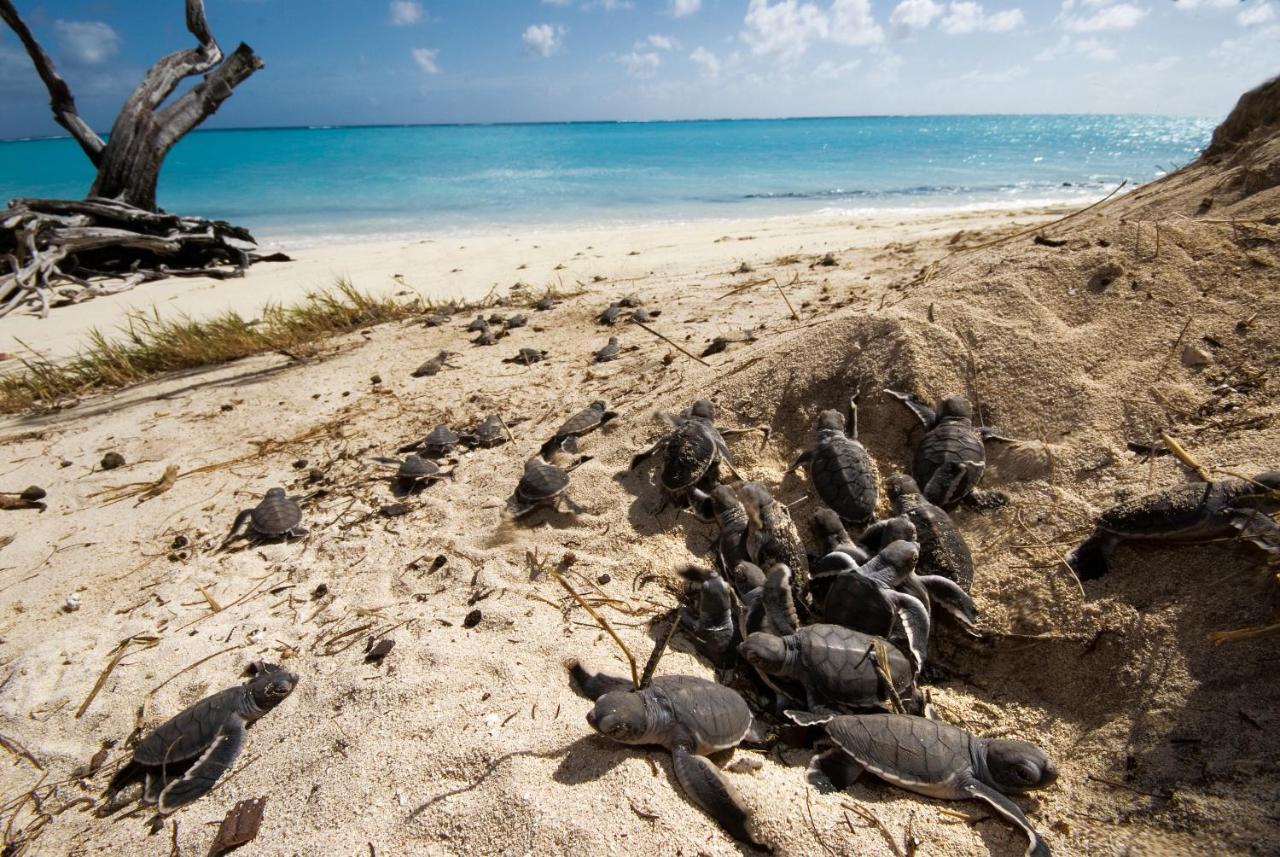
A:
1069 470 1280 579
788 399 878 526
809 509 869 565
594 336 621 363
376 454 453 495
510 456 586 517
461 414 508 449
632 400 740 515
853 515 978 634
107 663 298 814
678 567 737 667
885 390 1008 509
411 349 458 378
473 327 500 347
569 662 763 847
812 714 1057 857
505 313 528 329
535 293 556 311
703 484 752 572
732 561 802 639
399 424 460 458
487 312 506 326
598 303 623 325
739 624 915 723
225 488 307 544
874 474 975 589
618 294 642 308
630 307 660 323
739 482 810 606
539 400 619 458
465 316 488 333
422 311 451 328
504 347 547 365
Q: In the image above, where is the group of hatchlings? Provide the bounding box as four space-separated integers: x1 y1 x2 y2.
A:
103 298 1280 856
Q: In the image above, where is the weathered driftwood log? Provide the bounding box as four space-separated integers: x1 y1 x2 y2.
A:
0 0 265 317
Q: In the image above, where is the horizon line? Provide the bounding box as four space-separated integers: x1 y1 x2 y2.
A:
0 110 1214 144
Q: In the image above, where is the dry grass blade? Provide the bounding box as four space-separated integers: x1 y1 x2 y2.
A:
1207 622 1280 645
0 734 42 770
76 635 160 719
1158 430 1212 482
546 564 640 690
631 320 710 367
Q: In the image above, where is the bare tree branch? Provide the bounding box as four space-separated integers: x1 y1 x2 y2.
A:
114 0 224 118
0 0 106 165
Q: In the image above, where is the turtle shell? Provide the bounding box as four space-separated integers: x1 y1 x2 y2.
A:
517 459 570 502
132 685 250 767
513 348 544 364
466 317 487 332
905 502 974 588
599 304 622 324
913 422 985 503
250 489 302 536
399 454 440 481
645 675 752 752
796 624 913 705
596 338 620 362
467 416 506 448
557 403 606 437
821 572 895 638
662 421 719 492
825 713 973 787
505 314 528 329
535 295 555 311
811 433 878 525
1096 480 1233 540
424 425 460 450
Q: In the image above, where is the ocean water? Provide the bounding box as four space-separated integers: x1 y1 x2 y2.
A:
1 115 1213 244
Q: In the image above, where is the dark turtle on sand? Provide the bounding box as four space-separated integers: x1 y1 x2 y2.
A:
618 294 642 308
599 303 623 325
701 484 752 572
810 509 869 566
423 311 451 328
108 664 298 814
376 453 453 495
630 307 660 323
535 293 556 311
487 312 506 326
594 336 621 363
504 313 528 329
632 400 745 516
812 714 1057 857
504 347 547 365
569 662 764 847
885 390 1009 509
1068 470 1280 579
401 424 460 458
466 316 488 333
473 327 500 347
412 350 459 378
788 399 878 526
739 624 915 723
510 456 586 517
461 415 507 449
540 400 619 457
679 567 737 667
852 515 978 634
739 482 810 607
226 488 307 543
868 474 975 589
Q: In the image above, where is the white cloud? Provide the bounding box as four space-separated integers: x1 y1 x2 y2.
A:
411 47 440 73
53 20 120 65
890 0 944 31
960 64 1028 83
942 2 1025 34
1061 2 1148 32
1238 0 1275 26
813 58 861 79
830 0 885 44
389 1 423 26
741 0 829 59
1037 33 1117 61
620 50 661 78
523 23 566 56
645 34 676 50
1172 0 1234 8
690 46 720 79
669 0 703 15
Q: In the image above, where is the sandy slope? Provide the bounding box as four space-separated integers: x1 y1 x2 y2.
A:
1 99 1278 856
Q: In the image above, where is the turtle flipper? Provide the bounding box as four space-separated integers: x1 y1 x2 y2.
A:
807 746 864 789
786 708 837 727
629 437 667 471
1067 531 1116 580
887 590 930 675
156 718 246 813
565 661 632 700
223 509 253 544
785 450 812 475
961 778 1051 857
923 460 973 508
1229 509 1280 552
884 389 935 429
671 745 762 847
916 574 979 632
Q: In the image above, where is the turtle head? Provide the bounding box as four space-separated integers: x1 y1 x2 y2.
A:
709 484 739 511
586 691 650 745
590 400 608 412
984 739 1058 793
879 515 918 545
816 409 845 433
689 399 716 421
264 487 287 500
810 508 846 540
885 474 922 504
878 540 920 580
247 664 298 712
1247 470 1280 505
737 482 771 525
738 633 787 673
937 396 973 421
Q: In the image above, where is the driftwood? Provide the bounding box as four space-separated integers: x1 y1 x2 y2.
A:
0 0 265 317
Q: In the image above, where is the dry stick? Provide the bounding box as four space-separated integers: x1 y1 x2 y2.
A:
844 801 906 857
1207 622 1280 645
196 585 222 613
803 789 837 857
547 566 639 690
639 607 680 689
1015 509 1086 600
1158 430 1212 482
631 320 710 367
0 734 42 770
1152 315 1194 383
75 635 160 719
771 275 800 321
496 413 516 443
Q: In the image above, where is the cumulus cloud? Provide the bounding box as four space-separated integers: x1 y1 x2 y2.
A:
890 0 944 31
830 0 885 44
620 50 661 78
941 2 1025 34
1061 2 1148 31
1038 34 1117 61
389 1 423 26
741 0 829 59
1238 0 1275 26
411 47 440 73
813 58 861 79
689 46 720 79
53 20 120 65
523 23 566 56
1172 0 1234 8
645 34 676 50
670 0 703 15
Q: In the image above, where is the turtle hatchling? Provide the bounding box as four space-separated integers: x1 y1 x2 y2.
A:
465 316 488 333
630 307 660 323
225 488 307 544
107 663 298 814
412 350 458 378
813 714 1057 857
510 455 586 517
701 484 752 572
1069 469 1280 579
885 390 1009 509
739 481 810 607
598 303 623 325
461 414 507 449
504 347 547 365
539 400 618 457
876 473 975 589
678 567 737 667
632 400 759 515
809 509 869 566
400 424 461 458
788 399 878 526
535 293 556 311
378 453 453 495
504 313 528 329
473 326 500 347
569 662 764 847
595 336 621 363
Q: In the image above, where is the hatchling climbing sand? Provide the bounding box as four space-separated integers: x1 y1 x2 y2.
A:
594 336 621 363
399 424 461 458
510 456 587 517
540 400 618 457
461 415 507 449
885 390 1010 509
504 347 547 365
1069 469 1280 579
875 473 975 589
376 454 452 495
225 488 306 543
107 664 298 813
412 350 458 378
789 399 878 526
812 714 1057 857
568 662 764 847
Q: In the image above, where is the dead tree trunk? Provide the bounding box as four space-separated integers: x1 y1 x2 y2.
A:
0 0 268 318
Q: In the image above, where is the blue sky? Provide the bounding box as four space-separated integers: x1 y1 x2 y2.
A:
0 0 1275 138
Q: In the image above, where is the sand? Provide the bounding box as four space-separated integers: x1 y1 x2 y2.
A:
1 88 1278 856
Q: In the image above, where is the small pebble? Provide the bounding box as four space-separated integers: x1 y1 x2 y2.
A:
463 608 482 629
100 452 126 470
63 593 81 613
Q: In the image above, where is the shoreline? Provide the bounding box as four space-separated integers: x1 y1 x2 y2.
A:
0 205 1065 363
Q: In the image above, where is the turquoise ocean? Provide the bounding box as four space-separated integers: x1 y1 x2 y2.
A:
1 115 1214 244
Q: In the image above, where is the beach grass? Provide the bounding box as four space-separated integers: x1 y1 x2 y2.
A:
0 278 421 412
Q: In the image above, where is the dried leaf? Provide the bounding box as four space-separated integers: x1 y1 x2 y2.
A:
210 796 267 855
